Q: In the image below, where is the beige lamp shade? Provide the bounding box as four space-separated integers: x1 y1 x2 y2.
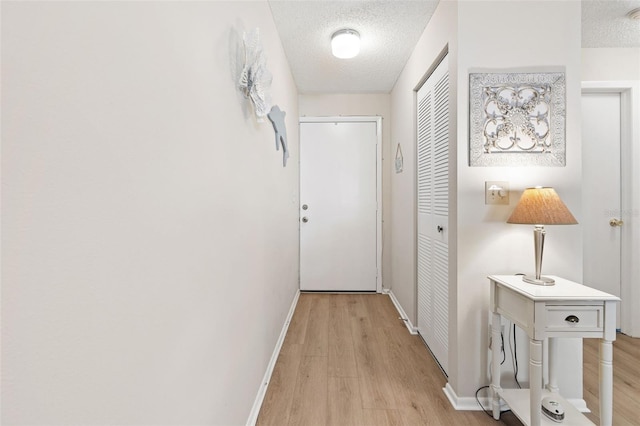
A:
507 187 578 225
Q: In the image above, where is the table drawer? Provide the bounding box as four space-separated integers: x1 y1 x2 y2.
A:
545 305 603 332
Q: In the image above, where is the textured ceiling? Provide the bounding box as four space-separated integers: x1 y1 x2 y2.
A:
270 1 640 94
268 0 439 93
582 0 640 47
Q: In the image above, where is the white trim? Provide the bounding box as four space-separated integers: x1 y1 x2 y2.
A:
387 290 418 334
582 81 640 337
566 398 590 413
246 290 300 426
443 384 589 413
299 115 381 123
443 383 498 411
443 383 504 411
298 116 384 293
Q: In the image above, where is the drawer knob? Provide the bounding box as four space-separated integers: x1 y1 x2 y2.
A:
565 315 580 324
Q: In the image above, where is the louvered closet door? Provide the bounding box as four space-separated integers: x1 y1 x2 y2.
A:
417 55 449 375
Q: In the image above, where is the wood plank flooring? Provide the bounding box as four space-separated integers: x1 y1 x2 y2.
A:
258 293 639 425
584 333 640 425
257 294 519 425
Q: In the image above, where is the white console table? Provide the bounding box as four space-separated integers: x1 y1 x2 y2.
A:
489 275 619 426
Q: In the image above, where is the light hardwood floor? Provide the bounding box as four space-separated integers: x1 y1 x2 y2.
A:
584 333 640 425
257 293 639 425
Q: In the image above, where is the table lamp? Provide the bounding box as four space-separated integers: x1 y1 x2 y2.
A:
507 187 578 285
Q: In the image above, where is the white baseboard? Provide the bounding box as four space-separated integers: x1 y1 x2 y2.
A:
386 290 418 335
443 383 508 412
444 383 486 411
443 384 589 414
246 289 300 426
567 398 590 413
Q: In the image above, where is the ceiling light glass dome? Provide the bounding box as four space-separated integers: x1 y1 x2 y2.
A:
331 29 360 59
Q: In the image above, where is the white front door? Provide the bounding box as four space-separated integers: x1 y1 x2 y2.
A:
582 92 622 328
299 118 380 292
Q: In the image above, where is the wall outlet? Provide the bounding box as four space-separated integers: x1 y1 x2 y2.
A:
485 181 509 205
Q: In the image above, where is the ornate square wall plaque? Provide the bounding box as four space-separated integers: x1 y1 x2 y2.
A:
469 72 565 166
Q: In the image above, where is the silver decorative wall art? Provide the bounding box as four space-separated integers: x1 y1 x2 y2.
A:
237 28 272 121
469 72 566 166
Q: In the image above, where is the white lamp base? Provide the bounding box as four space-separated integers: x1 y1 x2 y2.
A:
522 275 556 286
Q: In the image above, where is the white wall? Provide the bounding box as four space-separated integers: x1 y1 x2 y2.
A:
390 0 584 404
1 2 299 424
455 0 583 400
582 48 640 81
390 0 458 332
299 94 392 289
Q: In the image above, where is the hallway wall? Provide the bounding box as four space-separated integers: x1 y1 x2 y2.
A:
582 48 640 81
390 0 583 403
389 0 458 370
454 0 583 401
1 2 299 424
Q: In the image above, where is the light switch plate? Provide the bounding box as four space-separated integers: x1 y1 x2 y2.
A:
485 181 509 205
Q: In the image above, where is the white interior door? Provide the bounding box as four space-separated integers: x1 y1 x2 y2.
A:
416 55 449 375
582 92 622 328
299 119 380 292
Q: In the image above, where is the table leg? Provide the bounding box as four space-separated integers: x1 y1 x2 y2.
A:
530 338 543 426
547 337 559 394
600 339 613 426
490 312 502 420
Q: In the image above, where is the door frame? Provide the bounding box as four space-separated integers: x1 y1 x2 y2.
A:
298 116 383 293
582 81 640 336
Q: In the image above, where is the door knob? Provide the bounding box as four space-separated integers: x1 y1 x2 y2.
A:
302 217 309 223
302 204 308 210
609 218 624 227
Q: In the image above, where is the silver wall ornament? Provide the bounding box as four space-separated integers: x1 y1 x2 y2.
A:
469 72 566 167
267 105 289 167
238 28 272 121
395 143 403 173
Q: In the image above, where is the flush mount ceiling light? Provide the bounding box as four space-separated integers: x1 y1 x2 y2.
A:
331 29 360 59
628 7 640 20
